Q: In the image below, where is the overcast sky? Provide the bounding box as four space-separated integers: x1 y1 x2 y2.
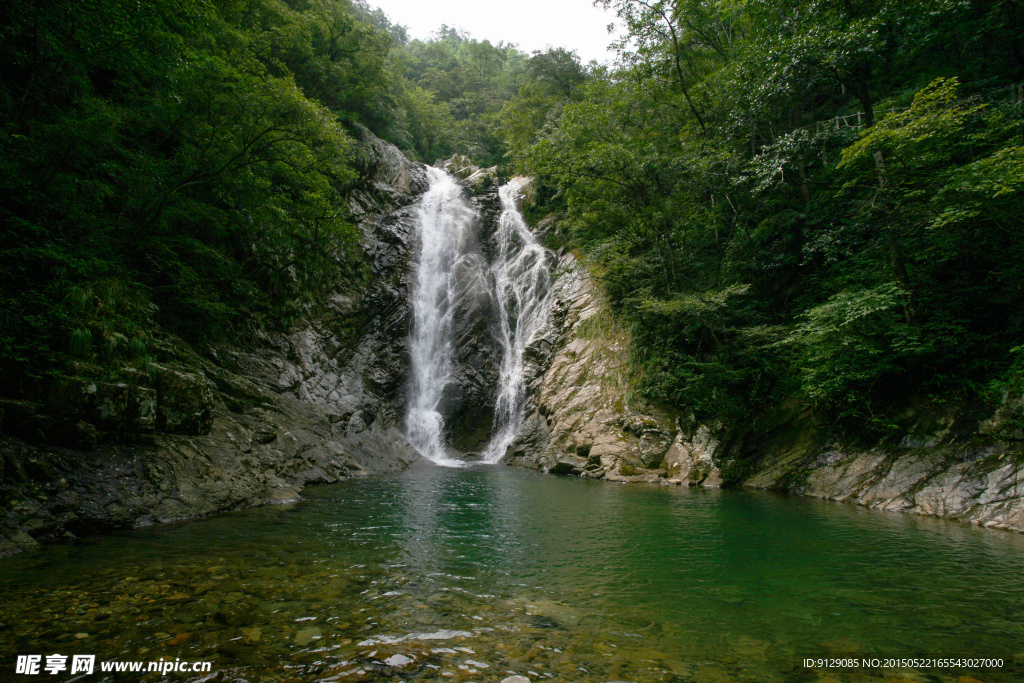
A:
367 0 622 64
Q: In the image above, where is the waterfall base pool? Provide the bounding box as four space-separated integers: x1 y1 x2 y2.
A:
2 463 1022 682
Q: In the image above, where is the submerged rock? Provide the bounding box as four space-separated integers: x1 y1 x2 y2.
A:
294 627 321 646
383 653 415 667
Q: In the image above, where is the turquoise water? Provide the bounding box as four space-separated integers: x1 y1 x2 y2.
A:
2 462 1023 682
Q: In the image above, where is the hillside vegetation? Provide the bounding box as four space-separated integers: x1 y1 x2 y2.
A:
3 0 1023 443
0 0 564 396
502 0 1024 436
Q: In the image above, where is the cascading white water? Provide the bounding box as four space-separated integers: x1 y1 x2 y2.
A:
482 179 554 463
406 167 478 467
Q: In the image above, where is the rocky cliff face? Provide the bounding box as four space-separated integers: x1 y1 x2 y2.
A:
504 253 678 480
0 129 432 556
507 251 1024 533
8 143 1018 555
738 408 1024 532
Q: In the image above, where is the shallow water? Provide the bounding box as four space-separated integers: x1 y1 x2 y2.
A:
2 463 1023 682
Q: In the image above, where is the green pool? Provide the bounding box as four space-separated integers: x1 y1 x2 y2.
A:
2 462 1022 682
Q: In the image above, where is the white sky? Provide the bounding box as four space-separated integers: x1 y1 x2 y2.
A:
367 0 622 64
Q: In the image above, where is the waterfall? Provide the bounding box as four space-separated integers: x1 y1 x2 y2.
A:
407 169 552 467
406 167 478 467
482 179 554 463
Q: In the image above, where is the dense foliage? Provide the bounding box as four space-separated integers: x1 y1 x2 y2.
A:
5 0 1022 438
0 0 372 391
506 0 1024 430
390 27 527 165
0 0 553 394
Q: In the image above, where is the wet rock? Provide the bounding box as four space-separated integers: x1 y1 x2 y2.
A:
463 167 499 194
214 608 255 627
8 530 41 551
155 365 215 436
528 614 559 628
680 425 724 487
736 402 1024 532
166 632 193 646
383 653 414 667
501 676 531 683
352 124 428 197
435 163 503 450
663 437 692 480
440 154 478 180
548 456 585 476
267 485 302 505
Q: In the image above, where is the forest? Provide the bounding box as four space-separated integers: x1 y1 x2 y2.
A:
2 0 1023 439
0 0 531 395
512 0 1024 436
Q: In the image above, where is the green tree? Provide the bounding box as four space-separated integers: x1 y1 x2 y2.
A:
0 0 377 391
519 0 1024 431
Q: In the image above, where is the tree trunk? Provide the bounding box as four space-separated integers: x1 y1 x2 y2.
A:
798 159 810 204
847 70 875 127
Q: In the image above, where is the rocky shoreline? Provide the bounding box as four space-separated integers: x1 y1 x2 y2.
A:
0 129 430 556
502 251 1024 534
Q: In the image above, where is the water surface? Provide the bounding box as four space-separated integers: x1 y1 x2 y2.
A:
2 463 1022 682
